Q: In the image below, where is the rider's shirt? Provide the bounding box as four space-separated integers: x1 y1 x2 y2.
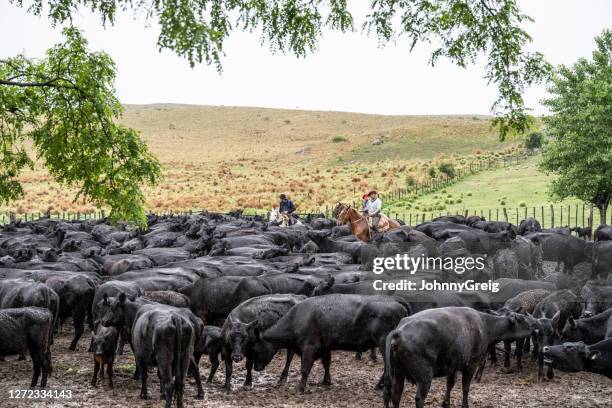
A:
280 199 296 213
365 198 382 215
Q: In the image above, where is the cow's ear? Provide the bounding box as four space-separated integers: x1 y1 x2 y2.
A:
103 293 109 305
118 292 127 303
587 350 600 361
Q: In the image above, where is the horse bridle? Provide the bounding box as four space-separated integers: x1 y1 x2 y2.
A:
336 204 366 225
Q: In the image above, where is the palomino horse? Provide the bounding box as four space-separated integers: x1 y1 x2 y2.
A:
333 203 400 242
269 208 302 227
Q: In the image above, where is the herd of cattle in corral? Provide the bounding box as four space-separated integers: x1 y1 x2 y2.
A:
0 212 611 407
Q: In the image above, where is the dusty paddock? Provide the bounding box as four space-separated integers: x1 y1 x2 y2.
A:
0 328 610 408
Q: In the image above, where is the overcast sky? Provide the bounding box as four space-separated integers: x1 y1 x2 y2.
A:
1 1 610 115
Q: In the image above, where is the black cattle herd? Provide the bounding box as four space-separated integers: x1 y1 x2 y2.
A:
0 212 611 408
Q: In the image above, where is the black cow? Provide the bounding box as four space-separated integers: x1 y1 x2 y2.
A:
383 307 536 408
591 241 612 280
561 309 612 344
571 226 592 240
532 290 582 381
519 217 542 235
595 224 612 241
543 227 571 235
0 307 53 387
91 325 119 388
526 232 593 274
0 279 59 344
99 294 205 401
221 294 306 391
45 274 96 350
179 276 272 324
543 339 612 379
580 281 612 317
263 294 409 393
196 326 224 383
132 308 194 407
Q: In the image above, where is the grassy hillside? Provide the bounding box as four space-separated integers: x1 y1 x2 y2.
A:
386 156 588 225
2 104 513 214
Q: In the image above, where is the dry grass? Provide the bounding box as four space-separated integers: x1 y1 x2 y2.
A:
1 104 513 214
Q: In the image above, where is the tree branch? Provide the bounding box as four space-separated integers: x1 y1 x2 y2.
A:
0 78 76 88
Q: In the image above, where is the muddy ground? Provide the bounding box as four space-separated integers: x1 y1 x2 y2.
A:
0 327 610 408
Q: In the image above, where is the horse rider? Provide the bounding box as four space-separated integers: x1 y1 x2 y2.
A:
363 190 382 231
361 193 369 212
279 193 296 218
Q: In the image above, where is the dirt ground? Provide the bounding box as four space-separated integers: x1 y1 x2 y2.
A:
0 327 610 408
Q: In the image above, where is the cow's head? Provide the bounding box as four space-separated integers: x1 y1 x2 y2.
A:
100 292 128 327
311 275 335 297
532 311 561 347
226 318 258 363
542 341 599 372
560 316 583 342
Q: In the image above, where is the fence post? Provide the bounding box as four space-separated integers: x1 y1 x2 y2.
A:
550 205 555 227
503 208 508 222
515 208 519 225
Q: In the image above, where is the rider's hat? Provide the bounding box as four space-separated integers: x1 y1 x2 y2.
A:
279 193 287 199
368 190 378 196
362 193 369 200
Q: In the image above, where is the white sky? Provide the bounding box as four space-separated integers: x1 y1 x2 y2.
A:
1 1 610 115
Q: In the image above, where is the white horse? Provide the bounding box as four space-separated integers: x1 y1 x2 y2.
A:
269 208 302 227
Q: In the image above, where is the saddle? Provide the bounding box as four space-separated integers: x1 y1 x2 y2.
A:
371 214 392 233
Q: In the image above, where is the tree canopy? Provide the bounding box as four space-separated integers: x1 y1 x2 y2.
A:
3 0 553 225
539 29 612 222
0 28 161 227
12 0 550 138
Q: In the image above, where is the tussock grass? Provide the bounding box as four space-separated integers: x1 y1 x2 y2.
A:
2 104 513 214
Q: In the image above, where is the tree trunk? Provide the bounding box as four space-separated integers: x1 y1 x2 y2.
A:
598 203 608 226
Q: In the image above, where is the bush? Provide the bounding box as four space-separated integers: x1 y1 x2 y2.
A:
524 132 544 149
438 162 456 178
332 136 348 143
428 167 437 178
405 175 416 187
519 201 526 207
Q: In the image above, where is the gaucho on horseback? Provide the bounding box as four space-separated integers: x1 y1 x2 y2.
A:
363 190 382 231
333 191 400 242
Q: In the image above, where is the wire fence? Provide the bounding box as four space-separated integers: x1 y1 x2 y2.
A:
2 204 607 230
385 204 608 229
319 152 534 216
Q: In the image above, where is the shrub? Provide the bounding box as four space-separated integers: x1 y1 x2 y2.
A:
405 175 416 187
524 132 544 149
438 162 456 178
428 167 437 178
332 136 348 143
519 201 527 207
